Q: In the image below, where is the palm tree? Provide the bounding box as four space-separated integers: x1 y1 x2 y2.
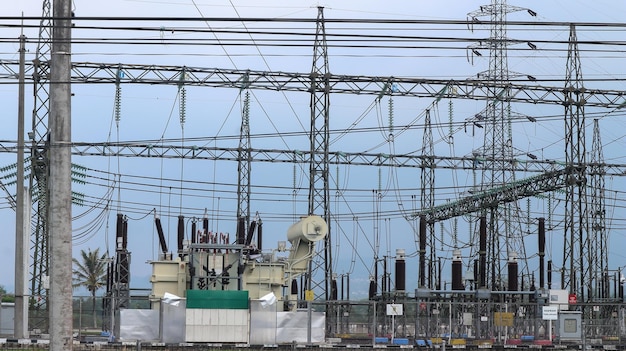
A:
72 248 108 329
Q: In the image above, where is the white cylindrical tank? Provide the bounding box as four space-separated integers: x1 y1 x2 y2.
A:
287 215 328 243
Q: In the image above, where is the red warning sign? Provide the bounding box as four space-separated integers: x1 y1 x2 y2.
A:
568 293 577 304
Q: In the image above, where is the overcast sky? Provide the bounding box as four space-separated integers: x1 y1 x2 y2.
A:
0 0 625 298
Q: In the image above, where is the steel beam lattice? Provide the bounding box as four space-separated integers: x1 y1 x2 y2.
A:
414 167 572 223
237 87 252 236
308 6 333 301
2 140 626 175
562 24 589 301
5 8 626 316
467 0 536 289
28 0 52 332
420 110 437 289
0 60 625 108
590 119 609 301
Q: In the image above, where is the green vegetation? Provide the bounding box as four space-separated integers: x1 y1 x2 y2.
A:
0 285 15 302
72 248 107 328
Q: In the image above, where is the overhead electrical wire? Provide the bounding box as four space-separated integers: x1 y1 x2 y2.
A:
5 16 626 27
2 18 626 61
2 10 625 288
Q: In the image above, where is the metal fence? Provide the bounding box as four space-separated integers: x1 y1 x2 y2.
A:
35 295 626 346
322 299 626 345
72 295 150 340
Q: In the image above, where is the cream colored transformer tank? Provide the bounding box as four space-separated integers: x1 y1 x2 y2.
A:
150 215 328 311
242 215 327 309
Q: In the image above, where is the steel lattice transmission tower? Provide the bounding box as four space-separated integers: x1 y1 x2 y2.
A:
308 6 332 300
467 0 535 289
237 81 252 241
29 0 53 331
589 118 608 300
420 109 436 289
562 24 589 301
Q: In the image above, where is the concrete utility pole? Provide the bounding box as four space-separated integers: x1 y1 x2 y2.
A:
49 0 73 349
15 32 29 339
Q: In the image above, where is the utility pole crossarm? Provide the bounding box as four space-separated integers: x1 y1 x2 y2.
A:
415 166 572 223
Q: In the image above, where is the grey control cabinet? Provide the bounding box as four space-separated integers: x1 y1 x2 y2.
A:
557 310 582 342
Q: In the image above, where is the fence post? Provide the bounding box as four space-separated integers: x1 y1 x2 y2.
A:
79 298 83 339
371 301 376 346
307 301 312 345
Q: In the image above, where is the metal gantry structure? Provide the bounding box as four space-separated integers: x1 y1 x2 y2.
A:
562 24 589 301
237 84 252 243
28 0 53 331
5 59 625 307
467 0 536 290
419 109 436 289
590 118 608 300
3 61 625 108
7 0 626 334
308 7 333 301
